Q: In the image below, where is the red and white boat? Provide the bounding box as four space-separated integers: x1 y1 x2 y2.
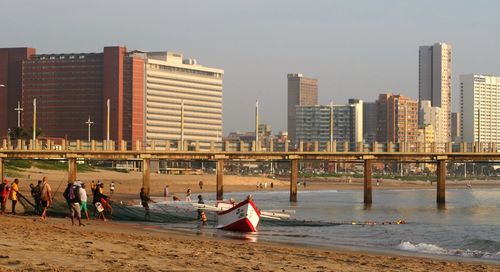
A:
215 197 261 232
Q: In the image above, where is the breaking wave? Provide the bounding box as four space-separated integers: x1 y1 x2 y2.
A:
397 241 500 260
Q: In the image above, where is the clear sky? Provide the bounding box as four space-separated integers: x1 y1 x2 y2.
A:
1 0 499 134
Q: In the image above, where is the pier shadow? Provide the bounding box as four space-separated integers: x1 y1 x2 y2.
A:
363 203 372 211
437 203 447 211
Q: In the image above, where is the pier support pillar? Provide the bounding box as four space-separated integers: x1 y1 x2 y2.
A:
290 159 298 202
142 158 151 196
216 160 224 201
364 159 373 204
68 157 77 182
437 159 446 204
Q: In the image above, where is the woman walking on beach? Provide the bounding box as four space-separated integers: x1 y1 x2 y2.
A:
185 189 192 202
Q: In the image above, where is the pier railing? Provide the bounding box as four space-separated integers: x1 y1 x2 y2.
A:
0 138 495 153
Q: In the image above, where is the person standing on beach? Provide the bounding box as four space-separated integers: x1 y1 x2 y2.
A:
9 179 19 215
63 181 84 226
33 180 42 215
80 183 90 220
185 188 192 202
163 185 169 200
0 180 9 214
140 188 154 220
109 181 115 196
198 180 204 190
40 177 52 220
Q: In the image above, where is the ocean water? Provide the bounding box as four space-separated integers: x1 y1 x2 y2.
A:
149 188 500 261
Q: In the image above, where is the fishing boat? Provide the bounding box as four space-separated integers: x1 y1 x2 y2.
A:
215 197 261 232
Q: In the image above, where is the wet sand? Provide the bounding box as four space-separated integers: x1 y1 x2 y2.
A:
0 216 499 272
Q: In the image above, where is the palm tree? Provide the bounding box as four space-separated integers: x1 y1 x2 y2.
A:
9 127 28 141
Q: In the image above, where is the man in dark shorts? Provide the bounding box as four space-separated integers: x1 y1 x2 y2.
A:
40 177 52 220
140 188 154 220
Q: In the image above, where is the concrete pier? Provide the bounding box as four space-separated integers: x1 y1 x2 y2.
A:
437 159 446 204
364 160 373 204
68 158 77 182
290 159 298 202
216 160 224 200
142 158 150 196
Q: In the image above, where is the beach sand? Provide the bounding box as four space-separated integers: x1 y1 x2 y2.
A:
0 215 499 272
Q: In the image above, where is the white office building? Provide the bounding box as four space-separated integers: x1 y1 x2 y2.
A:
460 74 500 143
132 51 224 150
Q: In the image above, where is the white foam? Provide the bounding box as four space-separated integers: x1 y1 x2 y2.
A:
397 241 500 260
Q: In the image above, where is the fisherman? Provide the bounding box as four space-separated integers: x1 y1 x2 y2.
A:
80 183 90 220
140 187 154 221
0 179 9 214
63 181 84 226
40 177 52 220
109 181 115 196
33 180 42 215
9 179 20 215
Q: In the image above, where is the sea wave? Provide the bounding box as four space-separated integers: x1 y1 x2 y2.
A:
397 241 500 260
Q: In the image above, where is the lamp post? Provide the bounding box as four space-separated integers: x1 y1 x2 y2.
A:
14 101 23 127
85 116 94 142
106 99 110 142
255 100 259 151
32 98 37 145
180 99 184 151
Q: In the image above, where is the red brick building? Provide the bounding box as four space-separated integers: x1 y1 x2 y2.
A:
376 93 418 143
0 46 144 145
0 47 36 137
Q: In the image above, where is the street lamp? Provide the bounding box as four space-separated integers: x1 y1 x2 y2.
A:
32 98 37 144
85 116 94 143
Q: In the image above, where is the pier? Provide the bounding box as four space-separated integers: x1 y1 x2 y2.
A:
1 139 499 205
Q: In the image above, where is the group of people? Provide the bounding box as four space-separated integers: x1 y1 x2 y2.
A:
62 180 114 225
256 181 274 190
1 177 52 219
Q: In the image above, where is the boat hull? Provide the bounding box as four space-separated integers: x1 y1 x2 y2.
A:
216 199 260 232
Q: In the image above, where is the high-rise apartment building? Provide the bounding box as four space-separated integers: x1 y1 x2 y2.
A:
0 47 36 137
460 74 500 143
287 73 318 142
376 93 418 143
131 51 223 150
419 42 452 144
295 99 363 150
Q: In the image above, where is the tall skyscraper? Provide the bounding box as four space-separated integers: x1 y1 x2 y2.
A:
376 93 418 143
418 42 452 144
460 74 500 143
287 73 318 142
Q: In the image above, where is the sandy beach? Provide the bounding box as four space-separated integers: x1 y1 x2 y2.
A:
2 167 500 271
0 215 498 272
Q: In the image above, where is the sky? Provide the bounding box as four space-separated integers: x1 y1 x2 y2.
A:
1 0 500 134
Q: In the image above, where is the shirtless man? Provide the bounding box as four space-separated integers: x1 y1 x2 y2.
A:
40 177 52 220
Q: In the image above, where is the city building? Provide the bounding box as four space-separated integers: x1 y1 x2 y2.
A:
460 74 500 143
418 42 452 144
417 124 436 152
419 100 441 144
363 101 377 143
376 93 418 143
451 112 461 142
0 47 36 138
287 73 318 143
22 47 144 145
131 51 223 150
1 46 223 150
295 99 363 150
